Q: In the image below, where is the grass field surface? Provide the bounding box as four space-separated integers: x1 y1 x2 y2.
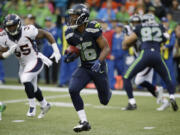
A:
0 85 180 135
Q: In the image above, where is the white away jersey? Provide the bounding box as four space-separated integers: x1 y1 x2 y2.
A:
0 25 39 65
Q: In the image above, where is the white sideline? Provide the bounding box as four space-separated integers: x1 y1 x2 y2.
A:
0 84 180 98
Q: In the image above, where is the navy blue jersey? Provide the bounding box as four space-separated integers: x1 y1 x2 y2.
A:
134 23 166 51
65 21 103 68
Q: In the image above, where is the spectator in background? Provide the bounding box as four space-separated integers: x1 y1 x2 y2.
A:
3 0 20 15
54 0 68 16
110 19 118 29
96 0 116 21
18 0 35 17
86 0 101 11
116 5 130 23
166 12 177 30
111 23 127 89
32 0 54 28
161 0 172 8
43 17 61 84
24 14 41 29
160 17 176 88
169 0 180 23
134 4 145 15
87 2 98 21
44 0 55 14
125 0 137 15
154 0 166 19
144 0 153 13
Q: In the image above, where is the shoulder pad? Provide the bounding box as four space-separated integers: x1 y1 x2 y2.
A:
88 21 101 28
22 25 38 39
65 27 74 40
86 21 102 33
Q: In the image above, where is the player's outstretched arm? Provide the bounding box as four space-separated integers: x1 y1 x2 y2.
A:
122 33 138 50
36 29 61 63
96 35 110 62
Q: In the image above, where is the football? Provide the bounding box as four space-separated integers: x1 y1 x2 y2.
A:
65 45 80 55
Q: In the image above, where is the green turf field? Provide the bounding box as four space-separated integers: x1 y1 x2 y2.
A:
0 86 180 135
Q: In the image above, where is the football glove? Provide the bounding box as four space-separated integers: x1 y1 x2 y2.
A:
64 53 78 63
2 44 18 58
91 60 101 72
50 43 61 63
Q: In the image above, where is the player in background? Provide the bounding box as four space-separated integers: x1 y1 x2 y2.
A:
0 14 61 118
122 13 178 111
123 14 170 111
64 4 112 132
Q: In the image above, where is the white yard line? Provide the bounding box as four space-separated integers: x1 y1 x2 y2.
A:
0 84 180 98
3 94 70 104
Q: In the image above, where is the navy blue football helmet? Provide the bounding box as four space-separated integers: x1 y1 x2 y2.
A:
129 14 141 29
67 4 89 29
129 14 141 23
3 14 22 36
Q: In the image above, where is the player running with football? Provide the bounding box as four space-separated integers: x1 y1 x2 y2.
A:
123 14 170 111
0 14 61 118
122 13 178 111
64 4 112 132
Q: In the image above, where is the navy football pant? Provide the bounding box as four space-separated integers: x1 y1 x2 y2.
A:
69 67 112 111
123 50 174 99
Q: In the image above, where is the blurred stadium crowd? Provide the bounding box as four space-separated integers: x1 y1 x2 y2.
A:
0 0 180 91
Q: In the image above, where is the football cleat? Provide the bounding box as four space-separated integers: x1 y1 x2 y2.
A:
38 103 51 119
156 98 170 111
170 99 178 111
73 121 91 133
121 103 137 111
155 86 163 104
26 106 36 117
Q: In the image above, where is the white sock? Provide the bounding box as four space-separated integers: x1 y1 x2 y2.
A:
77 109 87 122
169 94 175 100
129 98 136 105
39 98 47 108
28 98 36 108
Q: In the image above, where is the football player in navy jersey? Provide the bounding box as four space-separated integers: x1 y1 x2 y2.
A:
64 4 112 132
122 14 178 111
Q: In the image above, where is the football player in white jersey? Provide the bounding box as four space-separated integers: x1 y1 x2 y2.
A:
0 14 61 118
122 14 169 111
